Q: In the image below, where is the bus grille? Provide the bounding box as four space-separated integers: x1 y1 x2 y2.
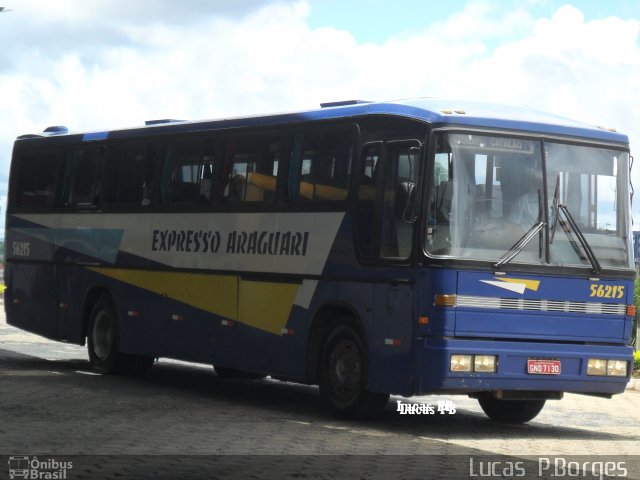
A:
455 295 626 315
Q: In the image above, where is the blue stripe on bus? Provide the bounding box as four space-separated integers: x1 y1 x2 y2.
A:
83 131 109 141
13 227 124 264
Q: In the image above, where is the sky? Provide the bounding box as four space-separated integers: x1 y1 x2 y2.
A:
0 0 639 234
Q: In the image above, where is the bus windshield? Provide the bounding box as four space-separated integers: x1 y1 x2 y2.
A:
426 132 632 270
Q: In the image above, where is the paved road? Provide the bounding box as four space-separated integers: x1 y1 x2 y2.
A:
1 302 639 479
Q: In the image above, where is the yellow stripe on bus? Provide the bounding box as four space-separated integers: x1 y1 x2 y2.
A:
88 267 299 335
239 279 299 335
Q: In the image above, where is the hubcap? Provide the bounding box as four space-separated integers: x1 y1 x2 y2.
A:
329 339 362 400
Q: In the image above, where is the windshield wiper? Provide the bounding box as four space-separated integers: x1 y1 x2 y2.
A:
548 175 602 275
494 221 546 269
550 175 561 244
555 204 602 276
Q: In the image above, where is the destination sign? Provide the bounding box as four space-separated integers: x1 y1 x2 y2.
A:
449 134 535 153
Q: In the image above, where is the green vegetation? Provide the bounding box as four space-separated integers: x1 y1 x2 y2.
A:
634 271 640 349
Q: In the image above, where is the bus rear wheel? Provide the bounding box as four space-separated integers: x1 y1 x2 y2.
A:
319 322 389 419
87 296 154 374
87 296 121 374
477 396 546 424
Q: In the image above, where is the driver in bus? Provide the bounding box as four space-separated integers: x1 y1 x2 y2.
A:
472 163 543 248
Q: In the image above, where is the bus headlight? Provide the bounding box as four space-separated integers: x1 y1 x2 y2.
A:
606 360 628 377
587 358 607 376
450 355 472 372
587 358 627 376
474 355 497 373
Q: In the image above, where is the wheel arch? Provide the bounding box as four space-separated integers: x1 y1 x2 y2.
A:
305 301 366 384
81 285 113 341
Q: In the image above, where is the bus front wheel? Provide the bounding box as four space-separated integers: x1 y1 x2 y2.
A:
477 396 546 424
319 322 389 419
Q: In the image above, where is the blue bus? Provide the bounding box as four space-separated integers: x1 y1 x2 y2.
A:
5 99 635 423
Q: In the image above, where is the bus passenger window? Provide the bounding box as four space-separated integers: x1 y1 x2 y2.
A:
221 135 279 203
163 138 215 206
15 152 59 210
107 143 157 207
289 129 353 202
59 148 102 208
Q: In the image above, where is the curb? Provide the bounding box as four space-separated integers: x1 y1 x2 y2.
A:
627 378 640 391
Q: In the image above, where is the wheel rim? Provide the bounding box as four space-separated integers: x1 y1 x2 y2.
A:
92 310 113 360
328 338 362 401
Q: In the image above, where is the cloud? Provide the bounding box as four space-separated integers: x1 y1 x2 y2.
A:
1 0 639 225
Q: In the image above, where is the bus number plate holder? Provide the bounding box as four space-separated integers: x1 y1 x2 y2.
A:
527 359 561 375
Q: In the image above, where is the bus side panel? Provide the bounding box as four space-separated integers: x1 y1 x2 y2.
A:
5 262 58 340
83 267 244 364
268 279 381 385
269 275 415 396
56 265 95 344
370 279 414 396
270 306 312 380
235 277 299 372
268 279 337 380
5 217 59 339
52 213 104 345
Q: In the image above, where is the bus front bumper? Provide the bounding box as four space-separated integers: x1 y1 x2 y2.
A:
414 337 632 397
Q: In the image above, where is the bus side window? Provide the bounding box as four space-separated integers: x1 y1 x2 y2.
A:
15 152 59 210
288 129 354 202
221 135 279 204
162 138 215 206
107 143 158 207
59 147 102 208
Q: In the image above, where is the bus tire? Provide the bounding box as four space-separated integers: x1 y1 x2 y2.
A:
478 396 546 424
87 295 121 374
319 322 389 419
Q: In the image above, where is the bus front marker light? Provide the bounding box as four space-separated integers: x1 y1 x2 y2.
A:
435 294 457 307
474 355 497 373
450 355 472 372
587 358 607 376
606 360 627 377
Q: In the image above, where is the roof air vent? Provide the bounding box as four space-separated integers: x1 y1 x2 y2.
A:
320 100 372 108
145 119 185 126
43 126 68 135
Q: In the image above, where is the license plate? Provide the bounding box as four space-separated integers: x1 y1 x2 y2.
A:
527 359 561 375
